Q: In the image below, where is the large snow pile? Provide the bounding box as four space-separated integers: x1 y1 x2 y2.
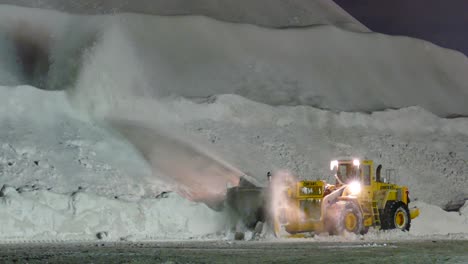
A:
0 0 368 31
1 85 467 240
0 186 228 241
0 85 231 241
0 5 467 116
0 86 162 198
0 4 467 240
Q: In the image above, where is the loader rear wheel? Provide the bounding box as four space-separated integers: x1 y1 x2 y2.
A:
381 201 411 231
330 201 364 235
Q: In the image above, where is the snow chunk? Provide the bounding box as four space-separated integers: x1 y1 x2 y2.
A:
411 201 468 236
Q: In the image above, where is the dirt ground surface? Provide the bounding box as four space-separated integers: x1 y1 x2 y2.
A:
0 240 467 263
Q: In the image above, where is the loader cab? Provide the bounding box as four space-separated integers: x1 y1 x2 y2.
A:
336 163 359 183
330 159 402 199
330 159 373 186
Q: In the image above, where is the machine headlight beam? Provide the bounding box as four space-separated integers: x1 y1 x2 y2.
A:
353 159 360 167
348 181 361 196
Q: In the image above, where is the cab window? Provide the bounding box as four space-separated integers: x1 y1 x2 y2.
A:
337 164 359 183
362 164 371 185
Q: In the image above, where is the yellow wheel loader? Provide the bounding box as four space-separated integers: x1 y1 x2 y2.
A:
227 159 420 237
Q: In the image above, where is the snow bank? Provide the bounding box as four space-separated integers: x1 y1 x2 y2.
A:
0 5 467 117
0 186 228 241
0 86 467 242
73 12 468 118
0 85 232 241
0 85 164 199
411 201 468 236
1 0 368 31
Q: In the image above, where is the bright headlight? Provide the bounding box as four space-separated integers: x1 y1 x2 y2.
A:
330 160 338 170
353 159 360 167
348 181 361 195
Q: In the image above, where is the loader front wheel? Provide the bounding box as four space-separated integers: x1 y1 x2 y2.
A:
331 201 364 235
344 211 358 231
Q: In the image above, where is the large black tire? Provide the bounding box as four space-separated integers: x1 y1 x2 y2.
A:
381 201 411 231
327 201 364 235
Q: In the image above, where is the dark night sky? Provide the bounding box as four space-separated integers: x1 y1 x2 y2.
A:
333 0 468 57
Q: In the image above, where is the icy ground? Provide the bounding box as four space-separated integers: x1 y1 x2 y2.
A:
0 4 467 242
1 240 468 263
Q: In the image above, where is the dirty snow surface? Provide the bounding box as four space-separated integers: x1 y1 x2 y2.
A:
0 3 467 243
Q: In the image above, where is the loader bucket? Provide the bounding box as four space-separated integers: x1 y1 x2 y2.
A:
226 177 266 228
410 207 420 219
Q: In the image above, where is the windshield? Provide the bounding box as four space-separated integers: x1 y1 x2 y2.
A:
336 164 359 183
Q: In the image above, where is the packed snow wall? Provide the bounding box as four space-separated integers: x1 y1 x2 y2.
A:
1 85 468 241
0 5 467 240
0 85 235 241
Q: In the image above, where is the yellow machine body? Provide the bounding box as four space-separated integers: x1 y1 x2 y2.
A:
273 159 419 236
